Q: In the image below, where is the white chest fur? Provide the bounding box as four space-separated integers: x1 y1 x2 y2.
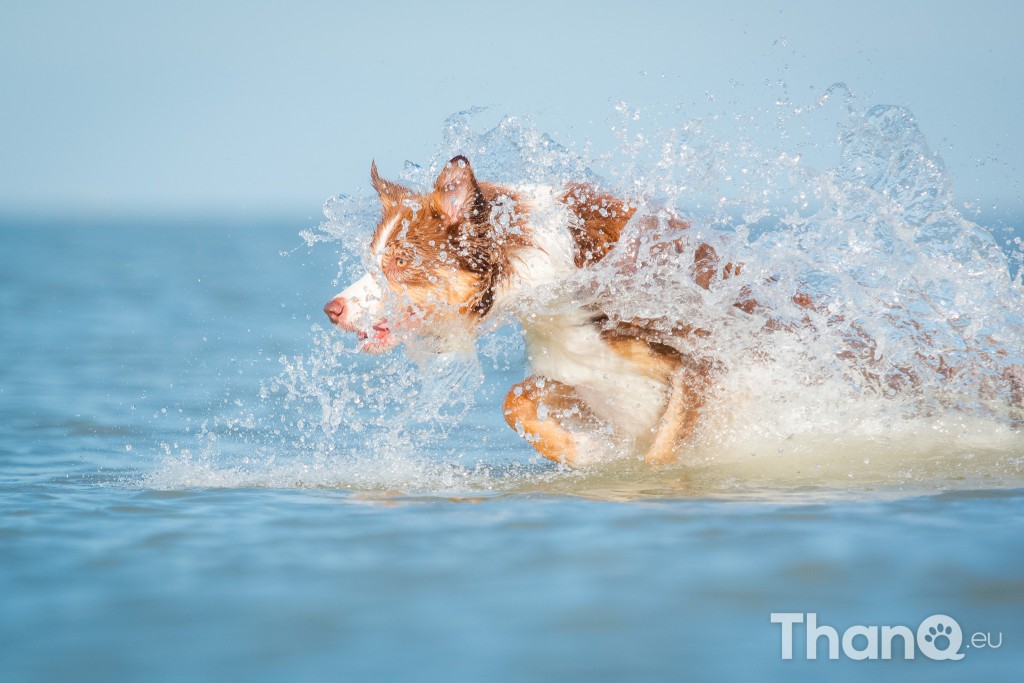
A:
521 311 668 441
489 184 670 442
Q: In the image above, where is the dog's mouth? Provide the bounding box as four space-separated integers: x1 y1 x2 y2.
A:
356 320 398 353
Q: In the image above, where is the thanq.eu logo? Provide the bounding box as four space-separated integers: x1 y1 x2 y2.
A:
770 613 1003 661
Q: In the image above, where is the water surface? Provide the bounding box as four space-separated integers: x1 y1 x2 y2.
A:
4 100 1024 680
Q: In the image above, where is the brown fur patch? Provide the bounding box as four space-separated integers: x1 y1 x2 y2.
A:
560 183 636 267
596 317 712 384
392 269 482 323
602 335 680 382
693 242 719 290
502 376 593 465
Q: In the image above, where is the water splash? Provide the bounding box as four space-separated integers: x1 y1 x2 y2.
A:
149 89 1024 497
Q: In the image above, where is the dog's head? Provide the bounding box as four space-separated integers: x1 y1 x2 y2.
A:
324 156 525 353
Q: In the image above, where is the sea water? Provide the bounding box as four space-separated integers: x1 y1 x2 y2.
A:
2 93 1024 681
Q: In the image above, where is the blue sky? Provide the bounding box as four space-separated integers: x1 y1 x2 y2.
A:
2 0 1022 217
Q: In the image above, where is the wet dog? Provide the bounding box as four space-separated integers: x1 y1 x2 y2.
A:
322 156 752 465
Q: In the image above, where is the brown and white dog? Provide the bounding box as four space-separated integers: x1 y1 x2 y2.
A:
323 156 745 466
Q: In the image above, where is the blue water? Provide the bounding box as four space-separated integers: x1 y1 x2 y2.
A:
4 99 1024 682
2 212 1023 682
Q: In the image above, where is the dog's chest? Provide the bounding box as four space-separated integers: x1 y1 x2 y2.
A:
492 184 668 440
522 312 668 440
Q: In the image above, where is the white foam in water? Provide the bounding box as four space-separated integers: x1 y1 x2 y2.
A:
149 88 1024 497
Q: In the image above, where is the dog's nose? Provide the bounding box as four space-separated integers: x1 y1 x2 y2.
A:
323 297 346 324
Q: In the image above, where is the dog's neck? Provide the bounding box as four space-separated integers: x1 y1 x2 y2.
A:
487 184 581 319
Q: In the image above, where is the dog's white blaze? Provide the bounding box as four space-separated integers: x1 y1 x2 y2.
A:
333 212 402 329
336 271 384 325
370 212 402 266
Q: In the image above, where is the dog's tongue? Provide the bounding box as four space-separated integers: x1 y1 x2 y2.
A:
356 319 395 353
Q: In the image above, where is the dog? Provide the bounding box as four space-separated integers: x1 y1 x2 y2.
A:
322 155 755 466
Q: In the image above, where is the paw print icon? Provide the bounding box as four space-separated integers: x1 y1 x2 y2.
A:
917 614 965 660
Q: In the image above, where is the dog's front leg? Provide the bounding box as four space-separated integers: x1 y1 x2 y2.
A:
502 375 590 466
644 363 708 464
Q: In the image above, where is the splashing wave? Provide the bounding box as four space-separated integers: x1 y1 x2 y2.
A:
148 91 1024 498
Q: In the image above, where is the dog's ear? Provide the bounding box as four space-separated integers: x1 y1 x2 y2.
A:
370 161 402 204
433 155 482 227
